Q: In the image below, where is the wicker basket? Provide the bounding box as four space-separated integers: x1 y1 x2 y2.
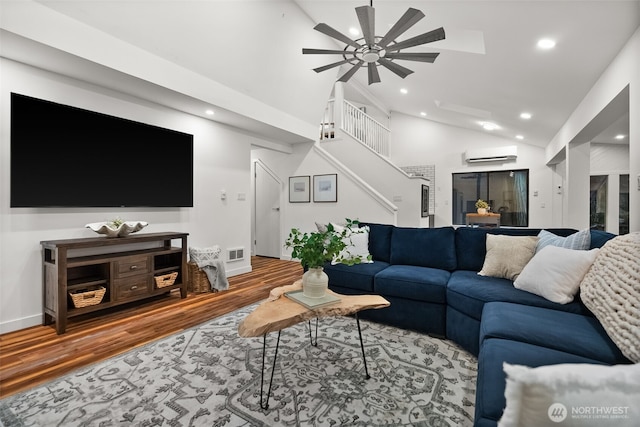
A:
188 261 215 293
154 271 178 288
69 285 106 308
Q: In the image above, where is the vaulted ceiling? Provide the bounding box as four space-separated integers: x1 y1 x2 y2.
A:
10 1 640 148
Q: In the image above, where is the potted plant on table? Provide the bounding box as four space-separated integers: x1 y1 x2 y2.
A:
285 218 368 298
475 199 490 215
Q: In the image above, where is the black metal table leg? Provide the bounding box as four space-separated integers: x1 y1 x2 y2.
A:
308 318 318 347
260 330 281 410
355 313 370 379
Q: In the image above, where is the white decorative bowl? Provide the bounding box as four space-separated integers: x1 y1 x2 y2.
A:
86 221 148 238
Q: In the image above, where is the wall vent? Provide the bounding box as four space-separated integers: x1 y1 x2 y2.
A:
227 247 244 262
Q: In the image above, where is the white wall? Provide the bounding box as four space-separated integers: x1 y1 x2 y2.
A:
252 143 397 260
591 143 630 173
389 113 554 228
0 58 264 333
319 136 426 227
546 27 640 232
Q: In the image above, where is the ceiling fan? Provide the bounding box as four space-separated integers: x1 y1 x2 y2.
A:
302 1 445 85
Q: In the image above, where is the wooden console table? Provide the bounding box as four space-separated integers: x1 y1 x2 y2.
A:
41 232 188 334
466 213 501 227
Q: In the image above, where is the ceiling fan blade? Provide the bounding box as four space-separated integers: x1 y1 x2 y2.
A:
378 8 425 48
377 58 414 79
338 61 364 82
385 52 440 63
313 23 360 49
385 27 445 52
367 63 381 85
313 59 351 73
355 5 376 46
303 48 350 55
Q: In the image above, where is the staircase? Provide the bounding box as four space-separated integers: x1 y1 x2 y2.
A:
322 99 390 157
318 92 431 228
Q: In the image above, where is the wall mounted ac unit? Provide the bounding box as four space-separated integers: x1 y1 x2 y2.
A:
464 146 518 163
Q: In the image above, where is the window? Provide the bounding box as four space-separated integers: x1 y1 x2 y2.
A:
589 175 607 231
452 170 529 226
620 174 629 235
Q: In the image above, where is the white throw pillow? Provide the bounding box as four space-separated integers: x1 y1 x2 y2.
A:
514 246 599 304
478 234 539 281
189 245 221 265
331 224 373 265
499 362 640 427
536 229 591 253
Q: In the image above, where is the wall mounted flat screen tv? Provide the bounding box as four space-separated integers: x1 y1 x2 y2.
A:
10 93 194 207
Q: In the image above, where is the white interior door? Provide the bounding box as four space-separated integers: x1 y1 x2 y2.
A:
254 161 281 258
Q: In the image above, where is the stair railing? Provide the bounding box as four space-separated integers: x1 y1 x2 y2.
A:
340 100 390 157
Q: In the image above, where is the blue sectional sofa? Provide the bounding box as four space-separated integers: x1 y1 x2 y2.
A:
323 224 631 427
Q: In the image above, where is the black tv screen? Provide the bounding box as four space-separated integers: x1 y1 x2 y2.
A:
10 93 194 207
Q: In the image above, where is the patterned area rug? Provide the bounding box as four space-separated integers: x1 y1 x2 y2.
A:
0 305 477 426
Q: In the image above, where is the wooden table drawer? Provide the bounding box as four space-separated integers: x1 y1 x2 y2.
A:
114 276 151 300
114 256 150 278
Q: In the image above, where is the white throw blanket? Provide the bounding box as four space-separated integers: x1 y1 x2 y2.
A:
195 258 229 291
189 245 229 291
580 232 640 363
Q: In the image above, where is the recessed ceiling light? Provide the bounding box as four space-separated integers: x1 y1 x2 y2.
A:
420 112 427 117
480 122 499 131
537 38 556 49
205 109 215 115
400 88 408 94
615 134 626 140
520 112 532 119
516 135 524 140
349 27 360 36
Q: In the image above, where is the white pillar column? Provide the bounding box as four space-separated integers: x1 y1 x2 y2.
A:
565 141 591 229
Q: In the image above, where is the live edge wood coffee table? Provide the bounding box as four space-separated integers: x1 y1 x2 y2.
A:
238 280 390 409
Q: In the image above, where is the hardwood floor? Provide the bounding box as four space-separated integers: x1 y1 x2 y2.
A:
0 256 302 399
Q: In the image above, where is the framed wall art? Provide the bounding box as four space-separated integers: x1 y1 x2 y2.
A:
313 174 337 202
421 184 429 217
289 176 310 203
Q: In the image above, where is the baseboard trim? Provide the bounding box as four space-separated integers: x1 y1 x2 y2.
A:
0 314 42 335
226 264 252 277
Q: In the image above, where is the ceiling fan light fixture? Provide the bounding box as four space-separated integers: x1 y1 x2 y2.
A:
302 3 445 85
362 48 381 63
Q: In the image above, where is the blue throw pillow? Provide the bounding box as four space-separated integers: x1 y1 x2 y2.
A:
536 229 590 253
589 229 617 249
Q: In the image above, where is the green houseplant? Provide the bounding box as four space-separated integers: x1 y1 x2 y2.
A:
475 199 489 214
285 218 368 298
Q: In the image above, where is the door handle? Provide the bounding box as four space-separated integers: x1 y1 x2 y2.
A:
272 207 280 211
